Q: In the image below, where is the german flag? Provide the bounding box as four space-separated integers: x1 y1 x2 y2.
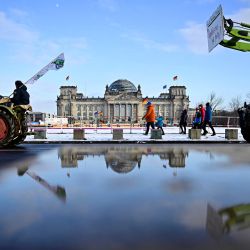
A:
142 97 148 104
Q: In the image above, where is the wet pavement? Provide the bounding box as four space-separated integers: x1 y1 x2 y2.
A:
1 144 250 250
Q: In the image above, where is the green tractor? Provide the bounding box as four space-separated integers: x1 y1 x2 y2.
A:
0 96 32 147
215 14 250 142
220 18 250 143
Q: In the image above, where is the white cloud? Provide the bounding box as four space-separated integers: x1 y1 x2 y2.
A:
0 10 87 66
97 0 118 12
0 11 38 42
121 32 178 53
179 22 208 54
9 8 28 18
239 0 250 4
184 0 215 4
227 7 250 23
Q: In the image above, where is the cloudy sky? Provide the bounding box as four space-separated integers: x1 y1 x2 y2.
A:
0 0 250 113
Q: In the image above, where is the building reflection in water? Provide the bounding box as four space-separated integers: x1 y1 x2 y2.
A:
58 145 189 174
206 202 250 240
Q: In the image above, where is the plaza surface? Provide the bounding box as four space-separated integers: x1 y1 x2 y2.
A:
24 126 245 143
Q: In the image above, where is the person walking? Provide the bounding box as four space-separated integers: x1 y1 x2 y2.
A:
155 115 165 135
179 109 188 134
202 102 216 136
199 104 205 133
192 107 202 129
142 101 156 135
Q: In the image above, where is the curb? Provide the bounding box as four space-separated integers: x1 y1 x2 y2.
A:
23 140 248 144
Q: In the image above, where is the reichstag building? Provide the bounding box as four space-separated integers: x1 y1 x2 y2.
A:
56 79 189 123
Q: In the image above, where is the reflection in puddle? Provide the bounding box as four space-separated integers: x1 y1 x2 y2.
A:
1 144 250 249
18 166 66 202
207 202 250 240
58 145 189 174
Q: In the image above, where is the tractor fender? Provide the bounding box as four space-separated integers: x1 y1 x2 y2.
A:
0 105 18 121
0 105 18 119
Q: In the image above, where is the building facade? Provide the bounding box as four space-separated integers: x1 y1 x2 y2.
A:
56 79 189 124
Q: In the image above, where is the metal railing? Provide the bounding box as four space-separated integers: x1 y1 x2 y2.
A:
28 115 240 136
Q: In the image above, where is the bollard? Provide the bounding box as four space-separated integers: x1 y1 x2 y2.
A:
188 129 201 139
34 128 47 139
113 129 123 140
73 128 85 140
150 129 162 139
225 129 238 140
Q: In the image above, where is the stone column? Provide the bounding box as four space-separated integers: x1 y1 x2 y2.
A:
131 104 133 121
125 104 127 121
172 103 175 124
86 105 89 120
119 104 121 122
136 104 139 122
107 104 110 122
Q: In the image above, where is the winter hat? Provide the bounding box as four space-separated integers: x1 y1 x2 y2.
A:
146 101 152 105
15 80 23 88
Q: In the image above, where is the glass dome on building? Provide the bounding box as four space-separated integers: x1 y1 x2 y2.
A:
108 79 137 93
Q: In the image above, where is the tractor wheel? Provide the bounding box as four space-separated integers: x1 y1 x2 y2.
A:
10 118 28 146
0 109 16 147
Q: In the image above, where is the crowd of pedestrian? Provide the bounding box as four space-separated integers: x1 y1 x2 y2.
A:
142 101 216 136
191 103 216 136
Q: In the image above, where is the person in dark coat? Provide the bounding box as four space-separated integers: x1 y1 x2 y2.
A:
10 80 30 106
179 109 188 134
202 102 216 136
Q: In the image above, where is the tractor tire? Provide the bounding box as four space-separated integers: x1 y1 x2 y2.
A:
0 109 16 147
10 118 28 146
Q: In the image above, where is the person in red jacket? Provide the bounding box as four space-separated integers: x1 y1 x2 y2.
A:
142 101 156 135
199 104 205 123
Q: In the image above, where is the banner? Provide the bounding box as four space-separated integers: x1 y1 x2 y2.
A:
25 53 65 84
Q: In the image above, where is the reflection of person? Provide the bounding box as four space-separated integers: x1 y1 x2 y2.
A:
202 102 216 136
155 115 165 135
179 109 188 134
10 80 30 106
142 101 155 135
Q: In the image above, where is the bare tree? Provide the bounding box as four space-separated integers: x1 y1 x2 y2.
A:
229 95 242 112
246 92 250 102
208 92 224 111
